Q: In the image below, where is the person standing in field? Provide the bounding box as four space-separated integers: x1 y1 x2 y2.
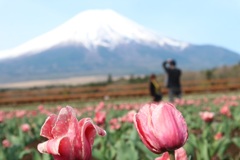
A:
162 59 182 102
149 74 162 102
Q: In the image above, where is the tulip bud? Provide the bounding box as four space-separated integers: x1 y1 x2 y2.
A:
21 123 31 132
220 105 231 117
94 111 106 125
199 111 215 122
134 102 188 154
2 139 11 148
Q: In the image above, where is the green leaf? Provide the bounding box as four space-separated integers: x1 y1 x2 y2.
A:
115 140 138 160
42 153 52 160
18 149 32 159
201 139 210 160
216 138 231 157
232 137 240 148
32 149 42 160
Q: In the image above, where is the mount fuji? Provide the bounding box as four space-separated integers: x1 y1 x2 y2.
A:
0 9 239 83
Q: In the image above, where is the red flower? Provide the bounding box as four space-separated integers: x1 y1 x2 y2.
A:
21 123 31 132
109 118 121 130
199 111 215 122
134 102 188 154
37 106 106 160
120 110 136 123
95 101 105 112
214 132 223 140
15 110 26 118
94 111 106 125
155 147 187 160
220 105 231 117
2 139 11 148
0 111 4 123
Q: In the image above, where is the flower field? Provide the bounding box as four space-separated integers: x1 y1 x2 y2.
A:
1 93 240 160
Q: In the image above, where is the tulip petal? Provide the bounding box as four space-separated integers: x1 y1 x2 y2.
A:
155 147 188 160
152 103 188 150
175 147 188 160
155 152 169 160
40 114 57 139
53 137 74 160
52 106 77 138
79 118 106 159
37 137 63 155
134 103 164 154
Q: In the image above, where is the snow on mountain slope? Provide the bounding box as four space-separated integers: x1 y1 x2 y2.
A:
0 9 189 60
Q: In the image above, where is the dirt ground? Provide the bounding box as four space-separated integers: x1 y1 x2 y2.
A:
0 75 132 89
0 75 108 89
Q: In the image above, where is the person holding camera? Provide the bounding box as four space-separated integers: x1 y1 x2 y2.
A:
162 59 182 102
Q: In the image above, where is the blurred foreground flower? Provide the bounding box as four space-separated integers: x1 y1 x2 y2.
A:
155 147 187 160
37 106 106 160
133 102 188 155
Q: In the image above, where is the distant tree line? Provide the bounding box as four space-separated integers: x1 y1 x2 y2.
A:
109 62 240 85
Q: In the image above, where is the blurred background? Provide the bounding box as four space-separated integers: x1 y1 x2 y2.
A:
0 1 239 103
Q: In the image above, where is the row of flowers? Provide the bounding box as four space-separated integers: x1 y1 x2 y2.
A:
1 94 240 159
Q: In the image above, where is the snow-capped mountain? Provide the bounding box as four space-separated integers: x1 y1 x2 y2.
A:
0 9 188 60
0 9 239 83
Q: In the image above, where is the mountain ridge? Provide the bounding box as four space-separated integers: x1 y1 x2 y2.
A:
0 9 239 83
0 9 189 60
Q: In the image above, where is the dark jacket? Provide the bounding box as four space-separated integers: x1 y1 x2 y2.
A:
163 61 181 88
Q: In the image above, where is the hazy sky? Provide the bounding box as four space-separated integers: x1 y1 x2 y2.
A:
0 0 239 53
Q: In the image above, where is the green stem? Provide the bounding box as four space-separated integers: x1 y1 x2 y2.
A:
168 150 175 160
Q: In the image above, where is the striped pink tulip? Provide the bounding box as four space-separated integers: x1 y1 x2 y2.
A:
37 106 106 160
134 102 188 154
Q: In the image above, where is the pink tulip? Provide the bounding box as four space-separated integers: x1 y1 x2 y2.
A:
214 132 223 140
38 105 44 111
199 111 215 122
2 139 11 148
155 147 188 160
28 110 38 116
120 110 136 123
95 101 105 112
5 112 14 119
0 116 3 123
94 111 106 125
109 118 121 130
15 110 26 118
134 102 188 154
37 106 106 160
21 123 31 132
0 111 4 123
220 105 231 117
